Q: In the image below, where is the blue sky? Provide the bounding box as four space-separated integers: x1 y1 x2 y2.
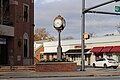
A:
34 0 120 39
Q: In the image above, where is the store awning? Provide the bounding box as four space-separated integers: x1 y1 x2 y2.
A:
110 46 120 52
90 47 103 53
101 46 113 52
65 49 90 54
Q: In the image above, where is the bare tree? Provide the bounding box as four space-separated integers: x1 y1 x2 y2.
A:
34 28 55 41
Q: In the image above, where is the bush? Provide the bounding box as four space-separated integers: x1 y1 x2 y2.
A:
39 58 71 62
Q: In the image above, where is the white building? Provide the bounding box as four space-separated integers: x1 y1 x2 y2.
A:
37 35 120 66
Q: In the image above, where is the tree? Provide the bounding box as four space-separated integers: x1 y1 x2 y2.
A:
34 28 55 41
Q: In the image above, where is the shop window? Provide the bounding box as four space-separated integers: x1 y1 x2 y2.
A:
23 4 29 22
46 55 49 60
40 54 44 59
105 53 112 58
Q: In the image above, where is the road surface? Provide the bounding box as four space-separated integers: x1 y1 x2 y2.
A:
2 76 120 80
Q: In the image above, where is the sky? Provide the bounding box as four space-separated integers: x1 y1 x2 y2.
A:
34 0 120 39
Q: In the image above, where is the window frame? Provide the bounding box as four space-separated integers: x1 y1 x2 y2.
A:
23 33 29 58
23 3 29 22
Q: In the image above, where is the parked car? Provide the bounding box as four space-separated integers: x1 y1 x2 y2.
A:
92 58 118 69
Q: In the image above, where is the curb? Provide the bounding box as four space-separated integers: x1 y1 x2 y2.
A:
0 74 120 79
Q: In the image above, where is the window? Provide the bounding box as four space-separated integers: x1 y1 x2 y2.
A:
40 54 44 59
96 58 105 61
23 4 29 22
24 39 27 58
23 33 29 58
107 58 115 61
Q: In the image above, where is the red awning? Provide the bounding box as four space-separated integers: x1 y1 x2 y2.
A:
110 46 120 52
101 46 113 52
90 47 103 53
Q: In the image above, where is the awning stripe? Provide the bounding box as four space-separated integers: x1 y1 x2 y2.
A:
110 46 120 52
90 47 103 53
91 46 120 53
101 46 113 52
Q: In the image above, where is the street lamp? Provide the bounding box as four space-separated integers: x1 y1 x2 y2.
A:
53 15 66 60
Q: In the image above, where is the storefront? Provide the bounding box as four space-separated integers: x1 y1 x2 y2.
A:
90 46 120 63
35 35 120 66
65 49 91 65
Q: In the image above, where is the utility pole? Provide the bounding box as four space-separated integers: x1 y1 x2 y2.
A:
81 0 85 71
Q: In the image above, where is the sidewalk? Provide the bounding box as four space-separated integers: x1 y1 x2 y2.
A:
0 68 120 79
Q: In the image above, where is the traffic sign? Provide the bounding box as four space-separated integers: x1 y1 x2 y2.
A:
115 6 120 12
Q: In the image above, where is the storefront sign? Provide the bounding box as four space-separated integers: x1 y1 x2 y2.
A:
0 24 14 36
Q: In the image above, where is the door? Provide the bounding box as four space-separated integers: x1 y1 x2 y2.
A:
0 44 7 65
96 58 105 67
0 38 7 65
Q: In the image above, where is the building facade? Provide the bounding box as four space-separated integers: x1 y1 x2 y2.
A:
34 41 44 63
34 35 120 66
0 0 34 65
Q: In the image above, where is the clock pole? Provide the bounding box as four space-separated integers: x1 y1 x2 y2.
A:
53 15 66 60
57 30 62 60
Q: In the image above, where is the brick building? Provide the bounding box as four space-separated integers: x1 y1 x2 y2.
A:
0 0 34 65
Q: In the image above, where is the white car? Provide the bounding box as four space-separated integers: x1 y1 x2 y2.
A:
92 58 118 69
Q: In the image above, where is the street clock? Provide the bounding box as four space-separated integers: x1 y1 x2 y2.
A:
53 15 66 30
53 15 66 60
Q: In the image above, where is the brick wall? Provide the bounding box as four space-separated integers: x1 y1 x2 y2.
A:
35 45 44 62
9 0 34 65
35 62 77 72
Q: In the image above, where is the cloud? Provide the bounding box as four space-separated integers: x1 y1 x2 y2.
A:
34 0 120 39
41 0 62 4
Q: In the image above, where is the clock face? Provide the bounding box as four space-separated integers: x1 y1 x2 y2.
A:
54 19 62 28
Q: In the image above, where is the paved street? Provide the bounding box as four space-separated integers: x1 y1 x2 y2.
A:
0 67 120 79
1 76 120 80
78 67 120 73
83 67 120 72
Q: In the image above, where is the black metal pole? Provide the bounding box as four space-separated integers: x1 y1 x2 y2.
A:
57 30 62 60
